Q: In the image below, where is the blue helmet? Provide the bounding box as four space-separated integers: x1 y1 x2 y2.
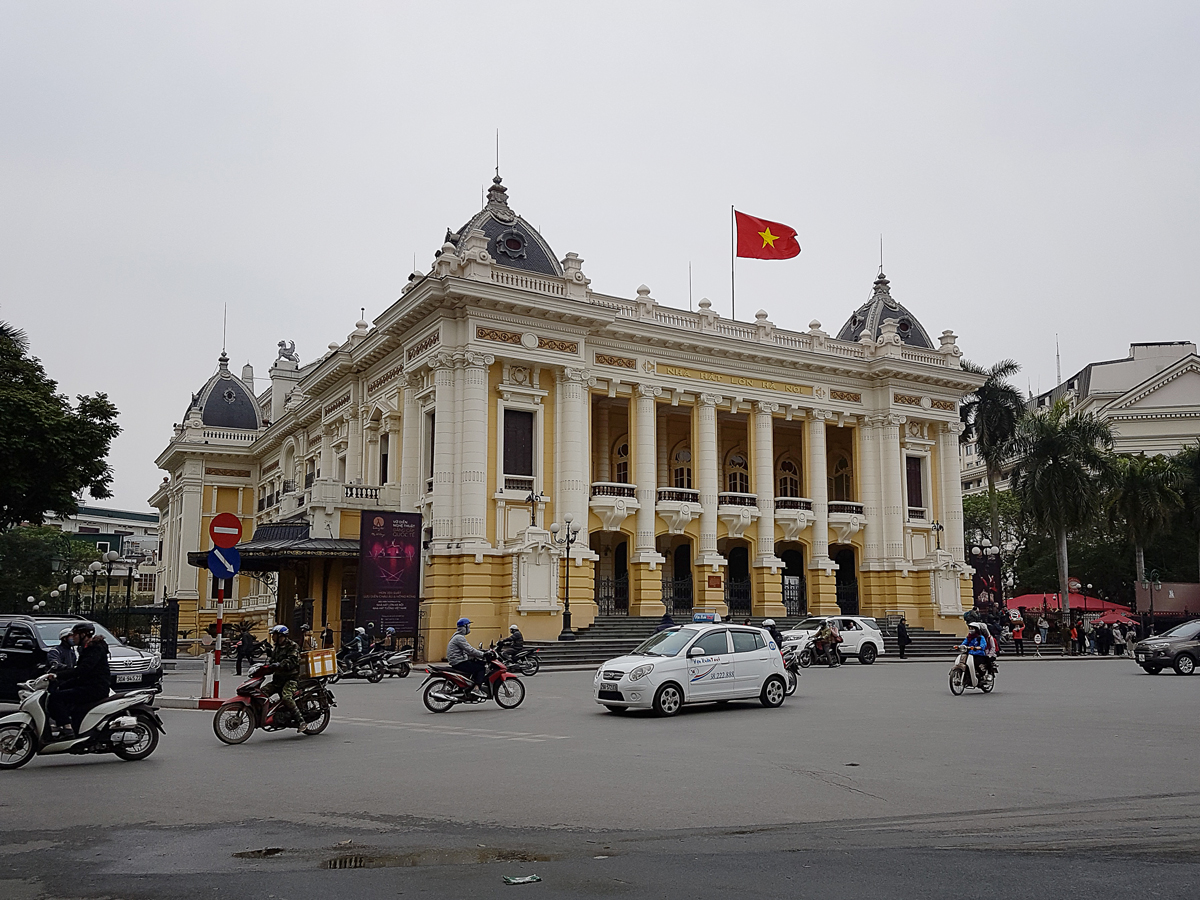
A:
456 617 471 629
270 625 288 635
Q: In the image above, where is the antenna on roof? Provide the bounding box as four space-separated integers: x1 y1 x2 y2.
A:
879 234 884 274
495 128 500 179
688 261 693 311
222 303 227 354
1056 334 1062 385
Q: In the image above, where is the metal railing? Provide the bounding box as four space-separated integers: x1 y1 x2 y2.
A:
595 577 629 616
718 492 758 507
504 475 535 493
907 506 927 521
783 576 807 618
282 480 296 494
775 497 813 511
725 579 751 616
836 582 860 616
828 501 864 515
662 578 693 619
591 482 636 498
657 488 699 504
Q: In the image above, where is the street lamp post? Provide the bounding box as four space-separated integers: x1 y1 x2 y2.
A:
99 549 120 620
524 491 546 530
72 574 85 614
931 520 944 551
1140 569 1162 635
88 560 103 615
549 513 581 642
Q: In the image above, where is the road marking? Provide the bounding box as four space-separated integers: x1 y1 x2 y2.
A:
339 716 570 742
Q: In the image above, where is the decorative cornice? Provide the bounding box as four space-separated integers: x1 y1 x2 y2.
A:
322 393 352 417
205 467 251 478
367 365 403 394
538 337 579 354
930 399 956 411
406 330 440 361
476 326 523 346
894 392 923 406
831 390 861 403
595 353 636 370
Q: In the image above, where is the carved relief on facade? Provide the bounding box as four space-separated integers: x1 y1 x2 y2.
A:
537 337 579 354
595 353 636 369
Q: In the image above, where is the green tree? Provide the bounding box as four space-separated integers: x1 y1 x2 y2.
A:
1106 454 1183 586
1176 443 1200 580
1010 398 1114 615
959 358 1024 546
0 322 120 528
0 526 101 614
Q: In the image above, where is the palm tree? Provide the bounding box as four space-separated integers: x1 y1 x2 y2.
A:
1009 398 1114 614
959 359 1024 546
1106 454 1183 586
1176 443 1200 580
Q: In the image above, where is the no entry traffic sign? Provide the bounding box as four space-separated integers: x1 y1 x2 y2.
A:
209 512 242 548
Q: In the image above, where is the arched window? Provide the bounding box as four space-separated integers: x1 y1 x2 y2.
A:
829 454 853 501
778 459 800 497
673 448 692 489
613 441 630 484
726 451 749 494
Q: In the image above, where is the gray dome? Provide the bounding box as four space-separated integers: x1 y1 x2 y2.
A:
445 177 563 277
836 271 934 350
186 353 262 430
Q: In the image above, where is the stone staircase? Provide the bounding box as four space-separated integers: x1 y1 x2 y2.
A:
528 616 964 667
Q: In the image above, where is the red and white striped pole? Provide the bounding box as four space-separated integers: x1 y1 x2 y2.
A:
214 584 223 699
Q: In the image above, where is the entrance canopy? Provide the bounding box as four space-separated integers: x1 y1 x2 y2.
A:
1007 592 1132 614
187 523 359 573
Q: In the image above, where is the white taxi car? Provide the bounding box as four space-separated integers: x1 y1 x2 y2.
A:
594 621 788 716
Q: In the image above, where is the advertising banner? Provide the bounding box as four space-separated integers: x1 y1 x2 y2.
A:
357 511 422 635
971 553 1002 609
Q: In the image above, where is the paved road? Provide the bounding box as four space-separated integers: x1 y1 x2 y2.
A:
2 656 1196 898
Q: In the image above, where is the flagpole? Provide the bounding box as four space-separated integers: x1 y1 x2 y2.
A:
730 205 736 321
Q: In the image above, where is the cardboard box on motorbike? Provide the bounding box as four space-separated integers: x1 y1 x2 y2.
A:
303 649 337 679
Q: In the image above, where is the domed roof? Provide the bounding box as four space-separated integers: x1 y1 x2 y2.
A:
444 177 563 277
185 352 262 430
836 271 934 350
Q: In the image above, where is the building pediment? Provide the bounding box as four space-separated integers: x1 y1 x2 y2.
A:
1106 355 1200 415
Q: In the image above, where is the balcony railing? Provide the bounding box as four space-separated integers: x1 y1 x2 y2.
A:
907 506 928 521
657 488 699 504
828 501 864 515
591 482 636 498
775 497 813 511
503 475 535 493
345 485 381 500
282 480 296 494
718 492 758 507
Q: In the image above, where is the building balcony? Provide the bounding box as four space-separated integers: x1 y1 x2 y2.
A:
345 485 381 501
828 500 865 543
502 475 535 494
282 480 296 494
717 493 759 539
589 482 639 532
656 487 700 535
774 496 814 542
828 501 864 516
907 506 928 523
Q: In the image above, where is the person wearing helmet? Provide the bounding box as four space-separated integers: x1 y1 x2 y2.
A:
762 619 784 648
384 626 398 652
267 624 305 733
48 627 77 673
344 626 369 662
957 622 990 681
446 618 488 697
496 623 525 664
299 623 315 651
47 622 110 736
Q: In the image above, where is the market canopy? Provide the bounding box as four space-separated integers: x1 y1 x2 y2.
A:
1007 592 1133 614
187 523 359 573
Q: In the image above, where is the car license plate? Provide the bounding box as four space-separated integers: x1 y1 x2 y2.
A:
116 673 141 683
600 682 618 692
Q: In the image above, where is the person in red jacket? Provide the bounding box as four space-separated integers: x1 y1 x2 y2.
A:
1012 620 1025 656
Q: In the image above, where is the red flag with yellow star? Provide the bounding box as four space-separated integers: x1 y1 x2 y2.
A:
734 210 800 259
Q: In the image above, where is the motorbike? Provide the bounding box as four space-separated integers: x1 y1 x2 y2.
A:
332 645 387 683
0 675 165 770
949 649 995 695
795 633 842 668
499 646 541 676
781 645 802 696
419 650 525 712
382 648 413 678
212 662 337 744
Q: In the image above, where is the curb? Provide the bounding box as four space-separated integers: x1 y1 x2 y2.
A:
156 696 224 710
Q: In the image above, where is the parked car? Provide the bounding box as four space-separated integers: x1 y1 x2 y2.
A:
0 616 164 703
1134 619 1200 675
781 616 886 665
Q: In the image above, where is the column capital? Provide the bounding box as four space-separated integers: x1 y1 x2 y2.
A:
753 400 779 415
461 350 494 369
881 412 906 427
941 420 965 436
429 352 457 372
635 383 663 399
809 407 834 421
698 392 722 407
560 365 594 385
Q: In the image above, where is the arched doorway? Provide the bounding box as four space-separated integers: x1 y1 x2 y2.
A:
591 533 630 616
777 544 806 618
725 543 751 618
832 545 858 615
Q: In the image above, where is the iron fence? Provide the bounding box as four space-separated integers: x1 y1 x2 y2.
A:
595 577 630 616
662 578 693 619
725 578 751 617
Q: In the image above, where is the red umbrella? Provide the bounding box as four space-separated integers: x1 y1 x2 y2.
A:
1096 610 1136 625
1006 592 1132 613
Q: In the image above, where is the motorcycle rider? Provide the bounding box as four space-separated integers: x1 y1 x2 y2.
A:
957 622 990 682
345 626 369 663
384 627 398 652
496 624 524 663
47 627 77 672
47 623 110 737
266 625 305 733
762 618 785 648
234 625 259 676
813 618 841 666
446 617 489 698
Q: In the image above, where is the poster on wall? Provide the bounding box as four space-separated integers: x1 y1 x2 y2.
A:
971 553 1002 609
357 511 422 635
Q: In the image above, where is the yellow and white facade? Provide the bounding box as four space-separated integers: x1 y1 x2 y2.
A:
151 179 984 655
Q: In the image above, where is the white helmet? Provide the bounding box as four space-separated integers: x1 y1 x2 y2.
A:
509 625 520 633
59 627 73 640
355 627 366 635
762 619 776 628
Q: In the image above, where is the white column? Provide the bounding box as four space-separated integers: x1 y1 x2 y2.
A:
431 355 456 547
657 407 669 488
177 460 203 600
939 421 967 563
558 367 590 542
346 412 362 483
696 393 725 568
319 426 334 481
753 401 781 567
398 375 420 511
365 423 380 484
596 400 610 482
859 416 883 564
631 383 665 565
384 412 401 486
807 409 833 567
460 352 493 547
451 358 465 542
879 413 906 562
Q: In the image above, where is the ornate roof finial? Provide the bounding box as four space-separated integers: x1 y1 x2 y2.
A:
486 175 509 207
218 350 229 371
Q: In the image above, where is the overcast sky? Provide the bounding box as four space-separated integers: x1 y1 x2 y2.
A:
3 2 1198 513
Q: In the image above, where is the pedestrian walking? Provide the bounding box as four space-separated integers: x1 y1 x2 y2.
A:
896 616 912 659
1113 625 1125 657
1012 620 1025 656
321 623 334 649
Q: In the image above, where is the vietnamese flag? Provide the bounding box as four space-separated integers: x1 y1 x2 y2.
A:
735 210 801 260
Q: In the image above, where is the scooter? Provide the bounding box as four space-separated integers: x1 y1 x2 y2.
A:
332 646 387 683
419 650 525 713
949 649 996 695
795 633 842 668
382 648 413 678
212 662 337 744
0 675 165 770
499 646 541 676
781 645 802 696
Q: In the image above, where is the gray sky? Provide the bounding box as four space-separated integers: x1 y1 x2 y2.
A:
3 2 1198 513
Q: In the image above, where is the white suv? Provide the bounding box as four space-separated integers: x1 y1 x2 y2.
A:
594 623 788 716
781 616 886 665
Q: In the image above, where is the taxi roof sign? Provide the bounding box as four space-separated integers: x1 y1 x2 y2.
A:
692 612 720 623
